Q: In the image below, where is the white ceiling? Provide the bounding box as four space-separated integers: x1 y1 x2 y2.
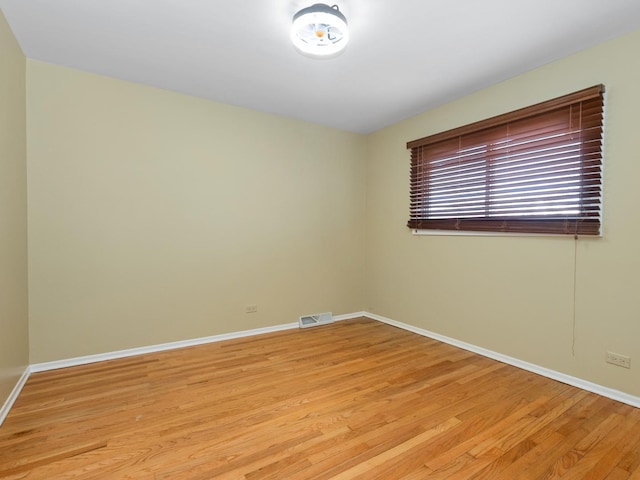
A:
2 1 640 134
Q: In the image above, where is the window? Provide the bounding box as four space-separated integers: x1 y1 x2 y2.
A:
407 85 604 235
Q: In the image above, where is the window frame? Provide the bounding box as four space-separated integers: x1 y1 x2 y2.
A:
407 85 605 236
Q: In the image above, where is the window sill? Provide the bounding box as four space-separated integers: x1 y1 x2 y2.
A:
411 229 601 238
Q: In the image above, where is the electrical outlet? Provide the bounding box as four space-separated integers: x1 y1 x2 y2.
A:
606 351 631 369
245 304 258 314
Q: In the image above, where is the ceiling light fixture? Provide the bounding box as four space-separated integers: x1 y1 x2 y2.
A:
291 4 349 58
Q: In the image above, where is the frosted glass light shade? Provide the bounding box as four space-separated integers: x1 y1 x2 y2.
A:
291 4 349 58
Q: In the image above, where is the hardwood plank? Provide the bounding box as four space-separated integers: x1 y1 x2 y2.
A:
0 318 638 479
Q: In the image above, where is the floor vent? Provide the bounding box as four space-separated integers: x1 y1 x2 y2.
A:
299 312 333 329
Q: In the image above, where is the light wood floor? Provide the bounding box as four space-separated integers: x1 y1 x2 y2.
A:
1 318 639 479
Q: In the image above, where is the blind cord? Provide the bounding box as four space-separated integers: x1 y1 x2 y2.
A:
572 234 578 356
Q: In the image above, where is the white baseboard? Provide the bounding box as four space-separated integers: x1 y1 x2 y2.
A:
334 311 366 322
30 311 365 373
0 366 31 427
364 312 640 408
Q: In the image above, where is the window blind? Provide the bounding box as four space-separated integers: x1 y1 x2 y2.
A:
407 85 604 235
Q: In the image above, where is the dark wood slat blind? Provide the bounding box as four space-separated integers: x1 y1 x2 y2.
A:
407 85 604 235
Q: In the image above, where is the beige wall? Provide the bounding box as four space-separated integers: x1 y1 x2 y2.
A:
0 10 29 405
366 29 640 396
27 60 367 363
